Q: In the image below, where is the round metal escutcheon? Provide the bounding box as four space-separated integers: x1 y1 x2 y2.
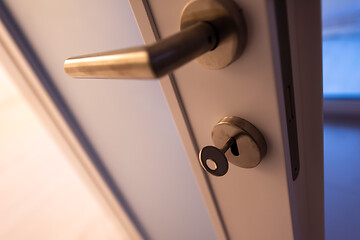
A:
212 116 267 168
180 0 247 69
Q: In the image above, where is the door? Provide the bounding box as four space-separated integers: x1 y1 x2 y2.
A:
0 0 323 239
128 1 323 239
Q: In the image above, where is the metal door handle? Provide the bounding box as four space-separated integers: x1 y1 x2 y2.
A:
64 0 246 79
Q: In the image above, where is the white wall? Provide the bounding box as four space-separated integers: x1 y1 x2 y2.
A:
3 1 216 239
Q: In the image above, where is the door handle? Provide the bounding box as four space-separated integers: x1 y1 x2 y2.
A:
64 0 246 79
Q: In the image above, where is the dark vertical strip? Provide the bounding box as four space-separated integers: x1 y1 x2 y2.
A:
273 0 300 180
141 0 230 238
0 2 148 238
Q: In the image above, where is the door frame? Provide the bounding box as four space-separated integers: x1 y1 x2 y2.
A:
129 1 229 239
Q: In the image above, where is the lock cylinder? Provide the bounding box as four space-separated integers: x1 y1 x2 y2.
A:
199 116 267 176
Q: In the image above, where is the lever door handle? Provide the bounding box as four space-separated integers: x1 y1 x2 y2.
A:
65 22 217 79
64 0 246 79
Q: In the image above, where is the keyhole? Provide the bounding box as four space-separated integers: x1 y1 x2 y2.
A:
230 140 240 156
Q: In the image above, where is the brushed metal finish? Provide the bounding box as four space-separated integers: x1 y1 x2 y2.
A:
181 0 246 69
64 47 154 79
64 22 217 79
212 116 267 168
64 0 246 79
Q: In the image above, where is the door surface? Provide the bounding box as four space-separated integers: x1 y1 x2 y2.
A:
131 0 323 239
1 0 323 239
129 0 323 239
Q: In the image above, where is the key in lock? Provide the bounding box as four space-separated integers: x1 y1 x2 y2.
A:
199 116 267 176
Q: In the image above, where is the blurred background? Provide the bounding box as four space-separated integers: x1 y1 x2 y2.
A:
322 0 360 239
0 0 359 239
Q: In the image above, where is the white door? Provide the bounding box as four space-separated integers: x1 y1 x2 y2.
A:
1 0 323 239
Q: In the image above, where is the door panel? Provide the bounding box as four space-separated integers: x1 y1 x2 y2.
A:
1 1 217 239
